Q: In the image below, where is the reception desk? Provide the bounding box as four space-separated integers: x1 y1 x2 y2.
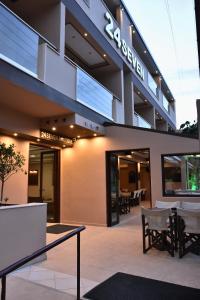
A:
0 203 47 271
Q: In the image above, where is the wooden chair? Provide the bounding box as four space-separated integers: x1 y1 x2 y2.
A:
141 207 175 257
177 208 200 258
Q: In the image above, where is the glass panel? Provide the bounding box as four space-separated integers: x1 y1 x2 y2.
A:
162 154 200 196
108 154 119 225
41 153 55 221
163 95 169 112
148 72 158 97
77 68 113 119
134 113 151 129
0 4 39 75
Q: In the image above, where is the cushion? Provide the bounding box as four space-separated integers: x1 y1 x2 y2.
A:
181 201 200 210
155 200 180 209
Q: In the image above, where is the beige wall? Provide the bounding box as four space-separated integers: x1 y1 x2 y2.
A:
61 126 200 226
0 136 29 204
0 104 40 137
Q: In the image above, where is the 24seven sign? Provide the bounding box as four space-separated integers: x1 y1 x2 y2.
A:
104 11 145 81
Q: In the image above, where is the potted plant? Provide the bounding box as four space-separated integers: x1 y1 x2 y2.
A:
0 142 25 205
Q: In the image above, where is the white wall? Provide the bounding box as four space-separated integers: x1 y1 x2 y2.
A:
61 126 200 226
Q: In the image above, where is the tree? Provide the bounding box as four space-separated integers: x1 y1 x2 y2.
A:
179 120 198 138
0 143 25 203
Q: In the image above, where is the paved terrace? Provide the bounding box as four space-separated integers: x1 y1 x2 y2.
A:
8 212 200 299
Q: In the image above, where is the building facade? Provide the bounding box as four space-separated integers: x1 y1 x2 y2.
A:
0 0 199 226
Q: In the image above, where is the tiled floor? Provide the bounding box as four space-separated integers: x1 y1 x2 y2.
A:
11 206 200 298
11 265 98 297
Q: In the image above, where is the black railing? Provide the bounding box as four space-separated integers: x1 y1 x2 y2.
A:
0 225 85 300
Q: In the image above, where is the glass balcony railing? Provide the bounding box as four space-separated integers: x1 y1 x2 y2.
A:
134 112 151 129
0 3 40 77
0 3 55 78
147 72 158 98
76 68 113 120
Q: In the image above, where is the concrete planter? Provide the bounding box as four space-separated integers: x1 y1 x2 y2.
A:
0 203 47 271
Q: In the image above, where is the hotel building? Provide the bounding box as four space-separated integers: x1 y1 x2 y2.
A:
0 0 199 226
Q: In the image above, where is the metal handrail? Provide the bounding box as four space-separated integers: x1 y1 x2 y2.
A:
0 225 86 300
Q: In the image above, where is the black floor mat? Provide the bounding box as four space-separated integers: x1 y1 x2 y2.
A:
46 224 79 234
84 272 200 300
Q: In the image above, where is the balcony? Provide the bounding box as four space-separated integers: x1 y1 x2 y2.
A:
134 112 151 129
0 2 54 78
76 68 113 120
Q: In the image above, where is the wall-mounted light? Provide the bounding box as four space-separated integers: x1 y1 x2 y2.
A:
103 54 107 57
13 133 18 137
69 125 74 129
77 135 80 138
84 32 88 37
36 138 40 142
144 50 147 54
52 127 56 131
93 133 97 137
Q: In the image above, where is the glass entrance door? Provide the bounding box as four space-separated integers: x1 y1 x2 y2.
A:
28 145 60 222
106 152 120 226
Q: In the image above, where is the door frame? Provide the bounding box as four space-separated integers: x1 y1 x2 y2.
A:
106 148 152 227
40 150 60 223
28 144 61 223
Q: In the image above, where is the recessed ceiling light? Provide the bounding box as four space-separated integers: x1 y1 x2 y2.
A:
52 127 56 131
84 32 88 37
13 133 18 136
93 133 97 137
69 125 74 129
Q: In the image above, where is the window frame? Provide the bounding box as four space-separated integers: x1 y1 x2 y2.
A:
161 152 200 197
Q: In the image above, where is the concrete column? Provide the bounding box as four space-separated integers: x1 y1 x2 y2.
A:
59 2 66 57
124 72 134 125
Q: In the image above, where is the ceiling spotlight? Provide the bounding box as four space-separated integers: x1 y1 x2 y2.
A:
13 133 18 137
84 32 88 37
69 125 74 129
93 133 97 137
52 127 56 131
